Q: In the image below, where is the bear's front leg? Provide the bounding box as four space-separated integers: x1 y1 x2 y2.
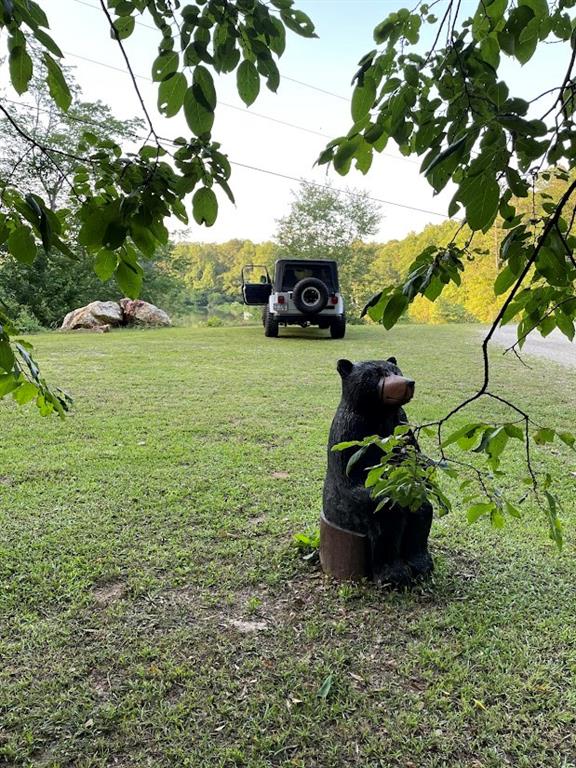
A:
402 501 434 579
370 508 412 588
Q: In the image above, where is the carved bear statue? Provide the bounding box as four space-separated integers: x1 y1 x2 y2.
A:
322 357 433 587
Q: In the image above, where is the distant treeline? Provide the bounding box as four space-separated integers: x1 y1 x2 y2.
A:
0 222 505 331
160 221 502 325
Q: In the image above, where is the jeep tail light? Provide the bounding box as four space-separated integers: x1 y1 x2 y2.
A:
330 294 338 304
277 295 285 304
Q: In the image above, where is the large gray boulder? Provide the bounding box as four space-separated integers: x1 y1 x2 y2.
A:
61 301 123 330
120 299 172 327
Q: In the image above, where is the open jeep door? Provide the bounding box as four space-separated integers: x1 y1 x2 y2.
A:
241 265 272 305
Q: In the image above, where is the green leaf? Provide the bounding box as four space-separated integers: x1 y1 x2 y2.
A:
382 292 408 329
94 250 118 281
0 373 20 398
103 222 127 250
351 76 376 123
280 8 316 38
506 168 529 197
555 312 574 341
268 16 286 56
192 65 216 111
43 53 72 111
183 85 214 136
346 445 369 476
458 175 500 232
374 18 396 44
558 431 575 449
316 674 333 699
504 423 524 440
519 0 549 20
192 187 218 227
130 222 157 257
480 36 501 68
332 439 367 452
494 265 517 296
516 17 540 64
13 381 38 405
442 422 487 448
491 508 506 529
534 427 555 445
152 51 179 82
536 246 568 286
9 45 33 95
486 426 509 461
111 16 135 40
544 491 563 549
505 500 522 519
333 136 362 175
424 136 467 177
7 225 37 265
0 340 15 373
158 72 187 117
237 60 260 107
467 502 494 523
115 259 143 298
33 28 64 58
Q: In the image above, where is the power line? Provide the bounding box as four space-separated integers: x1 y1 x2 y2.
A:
228 160 451 218
0 97 451 219
69 0 349 102
62 50 334 140
61 48 419 164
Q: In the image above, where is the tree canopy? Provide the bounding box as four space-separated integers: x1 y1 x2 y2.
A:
275 181 382 314
317 0 576 544
0 0 316 415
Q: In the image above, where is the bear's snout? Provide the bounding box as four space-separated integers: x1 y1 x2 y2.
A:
379 374 415 406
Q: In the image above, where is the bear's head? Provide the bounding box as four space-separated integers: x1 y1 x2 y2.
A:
336 357 415 412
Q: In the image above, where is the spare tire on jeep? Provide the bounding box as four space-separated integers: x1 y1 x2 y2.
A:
292 277 329 315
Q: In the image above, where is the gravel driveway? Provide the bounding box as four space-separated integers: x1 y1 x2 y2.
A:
489 325 576 367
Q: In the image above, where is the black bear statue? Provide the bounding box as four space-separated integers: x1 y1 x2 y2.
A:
322 357 433 587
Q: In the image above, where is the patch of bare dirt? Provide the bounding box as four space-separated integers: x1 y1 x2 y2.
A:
92 580 127 606
90 669 113 698
226 618 268 633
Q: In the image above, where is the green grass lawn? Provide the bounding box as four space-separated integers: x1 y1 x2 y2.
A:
1 323 575 768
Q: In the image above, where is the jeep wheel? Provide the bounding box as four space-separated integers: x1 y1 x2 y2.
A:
264 307 279 337
293 277 329 314
330 314 346 339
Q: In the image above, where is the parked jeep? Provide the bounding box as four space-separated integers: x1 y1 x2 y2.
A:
242 259 346 338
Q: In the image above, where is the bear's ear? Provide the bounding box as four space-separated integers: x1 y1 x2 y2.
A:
387 356 398 365
337 359 354 378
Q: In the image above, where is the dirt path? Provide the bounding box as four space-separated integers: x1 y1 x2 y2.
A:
489 325 576 367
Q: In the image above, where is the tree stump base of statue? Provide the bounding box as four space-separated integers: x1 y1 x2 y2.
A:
319 512 370 581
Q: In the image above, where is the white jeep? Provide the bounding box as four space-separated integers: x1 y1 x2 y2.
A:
242 259 346 338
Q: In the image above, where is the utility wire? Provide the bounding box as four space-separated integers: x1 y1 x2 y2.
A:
1 98 450 219
228 160 451 218
61 48 420 164
62 51 334 141
69 0 349 102
67 0 418 164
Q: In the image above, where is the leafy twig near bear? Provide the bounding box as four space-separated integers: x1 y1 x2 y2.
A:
319 0 576 544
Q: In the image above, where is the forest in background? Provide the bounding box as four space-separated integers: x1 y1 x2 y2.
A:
0 57 566 333
0 216 496 331
1 170 566 331
0 219 500 330
0 213 540 330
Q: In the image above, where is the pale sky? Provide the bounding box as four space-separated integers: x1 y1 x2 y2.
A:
25 1 571 244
